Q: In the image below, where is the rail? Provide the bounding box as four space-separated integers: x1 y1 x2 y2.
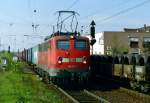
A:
50 83 110 103
120 87 150 99
51 83 79 103
84 89 111 103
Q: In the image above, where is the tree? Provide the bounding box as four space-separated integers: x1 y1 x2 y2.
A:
111 35 128 56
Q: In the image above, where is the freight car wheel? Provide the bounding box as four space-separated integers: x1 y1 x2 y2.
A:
130 81 137 90
60 77 70 85
49 77 52 83
79 78 82 84
51 77 57 84
66 77 70 85
61 77 65 84
57 77 64 85
44 72 50 84
83 77 89 86
33 67 37 73
78 77 86 86
141 84 149 92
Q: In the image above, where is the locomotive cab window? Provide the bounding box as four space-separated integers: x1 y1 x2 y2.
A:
57 40 69 49
75 40 86 50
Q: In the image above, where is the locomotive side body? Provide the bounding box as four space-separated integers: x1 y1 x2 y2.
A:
38 41 49 71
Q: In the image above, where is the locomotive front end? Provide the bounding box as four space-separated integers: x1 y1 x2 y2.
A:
49 35 90 81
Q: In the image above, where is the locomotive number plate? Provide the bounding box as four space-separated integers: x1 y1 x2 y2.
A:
68 65 77 68
70 58 76 62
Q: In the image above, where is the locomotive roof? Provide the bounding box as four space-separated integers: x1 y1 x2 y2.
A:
44 31 80 41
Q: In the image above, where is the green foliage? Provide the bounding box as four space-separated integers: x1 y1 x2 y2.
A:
111 35 128 56
0 70 63 103
0 52 63 103
0 52 23 72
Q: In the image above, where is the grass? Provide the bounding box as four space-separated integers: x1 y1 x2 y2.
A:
0 62 64 103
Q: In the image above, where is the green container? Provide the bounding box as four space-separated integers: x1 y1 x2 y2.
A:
31 45 39 64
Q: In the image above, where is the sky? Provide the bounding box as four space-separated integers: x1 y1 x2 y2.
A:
0 0 150 51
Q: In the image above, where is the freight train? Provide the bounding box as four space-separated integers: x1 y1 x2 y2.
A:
91 55 150 92
18 11 91 84
19 32 90 83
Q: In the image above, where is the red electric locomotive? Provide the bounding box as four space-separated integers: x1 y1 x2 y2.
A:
34 11 91 83
37 32 90 83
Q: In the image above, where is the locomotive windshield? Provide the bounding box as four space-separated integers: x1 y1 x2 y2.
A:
75 40 86 50
57 40 69 49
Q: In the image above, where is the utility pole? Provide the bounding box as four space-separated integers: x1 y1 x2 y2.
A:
14 35 16 52
8 45 10 53
8 35 16 52
32 9 39 33
53 25 55 34
81 26 83 35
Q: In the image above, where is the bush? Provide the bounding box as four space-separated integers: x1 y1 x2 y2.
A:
0 52 25 72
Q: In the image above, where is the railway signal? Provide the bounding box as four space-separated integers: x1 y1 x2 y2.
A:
90 20 96 54
90 20 96 38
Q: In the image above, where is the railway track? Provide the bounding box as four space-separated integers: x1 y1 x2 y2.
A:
66 90 100 103
67 90 109 103
89 87 150 103
87 76 150 103
22 65 105 103
24 65 150 103
51 83 110 103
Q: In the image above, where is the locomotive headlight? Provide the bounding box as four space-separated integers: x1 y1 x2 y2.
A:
83 56 87 64
70 35 74 39
58 57 63 64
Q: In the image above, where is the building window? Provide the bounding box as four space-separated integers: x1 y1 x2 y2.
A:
106 46 111 50
99 38 101 44
106 51 112 55
143 37 150 48
129 37 139 48
99 37 104 45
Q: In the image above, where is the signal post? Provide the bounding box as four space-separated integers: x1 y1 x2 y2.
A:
90 20 96 55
